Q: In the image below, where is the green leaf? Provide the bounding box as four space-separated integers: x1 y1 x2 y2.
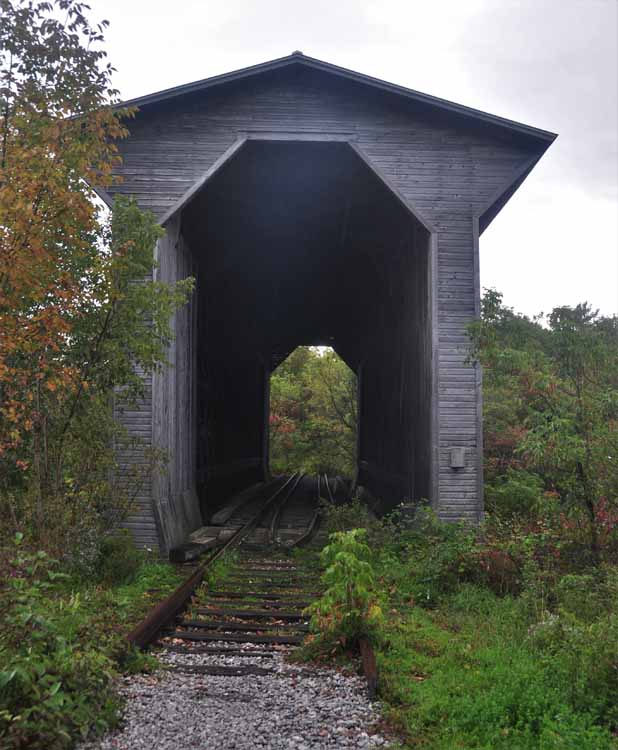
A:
0 670 17 689
45 692 66 709
49 681 62 696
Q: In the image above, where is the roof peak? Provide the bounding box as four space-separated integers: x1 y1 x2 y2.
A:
118 52 556 144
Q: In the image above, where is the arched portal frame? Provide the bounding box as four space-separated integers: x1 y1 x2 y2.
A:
149 133 440 548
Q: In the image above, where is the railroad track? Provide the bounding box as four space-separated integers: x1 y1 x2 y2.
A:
127 474 377 695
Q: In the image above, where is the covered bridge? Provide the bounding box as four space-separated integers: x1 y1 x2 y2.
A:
100 52 556 554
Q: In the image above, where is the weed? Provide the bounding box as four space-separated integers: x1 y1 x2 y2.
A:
0 536 117 748
305 529 383 654
323 498 375 534
97 530 143 585
367 510 618 749
0 535 182 748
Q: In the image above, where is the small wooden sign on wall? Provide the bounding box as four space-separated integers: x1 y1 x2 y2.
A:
449 447 466 470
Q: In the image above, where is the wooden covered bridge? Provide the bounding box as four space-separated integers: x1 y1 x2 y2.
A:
100 52 555 553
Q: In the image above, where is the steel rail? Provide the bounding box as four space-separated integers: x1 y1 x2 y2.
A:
322 473 336 504
289 503 321 548
127 472 300 649
288 472 323 548
269 472 305 543
127 472 378 697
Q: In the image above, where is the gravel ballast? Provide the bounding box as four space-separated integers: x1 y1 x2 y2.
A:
81 644 389 749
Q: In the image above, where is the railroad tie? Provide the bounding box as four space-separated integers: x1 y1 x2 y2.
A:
128 476 378 698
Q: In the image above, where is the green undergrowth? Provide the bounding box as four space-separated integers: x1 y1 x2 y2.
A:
186 549 239 612
187 546 321 621
0 534 184 749
301 529 384 659
378 586 617 749
309 505 618 750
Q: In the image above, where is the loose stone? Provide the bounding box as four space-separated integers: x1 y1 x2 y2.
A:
81 645 389 750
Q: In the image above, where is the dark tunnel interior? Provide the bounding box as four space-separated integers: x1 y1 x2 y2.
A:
179 140 434 517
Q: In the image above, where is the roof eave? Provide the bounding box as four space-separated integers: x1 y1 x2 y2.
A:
117 52 558 145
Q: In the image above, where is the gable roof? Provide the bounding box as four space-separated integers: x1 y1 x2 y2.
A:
118 51 557 145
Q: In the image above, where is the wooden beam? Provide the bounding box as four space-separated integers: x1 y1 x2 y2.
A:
159 137 247 226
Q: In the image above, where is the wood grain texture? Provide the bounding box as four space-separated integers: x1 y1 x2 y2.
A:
149 216 201 554
113 360 157 549
108 66 544 535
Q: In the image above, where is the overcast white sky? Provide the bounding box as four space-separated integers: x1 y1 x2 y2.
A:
93 0 618 317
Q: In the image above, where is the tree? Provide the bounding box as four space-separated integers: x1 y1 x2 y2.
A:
469 290 618 559
269 347 357 476
0 1 193 547
305 348 357 470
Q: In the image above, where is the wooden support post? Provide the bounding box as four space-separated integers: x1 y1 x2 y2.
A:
359 637 378 699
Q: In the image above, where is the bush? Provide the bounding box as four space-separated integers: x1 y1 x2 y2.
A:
474 545 522 595
528 606 618 730
323 497 375 534
553 573 606 621
0 537 118 748
405 511 478 607
484 469 545 519
62 510 105 580
306 529 383 652
0 646 117 749
96 531 142 586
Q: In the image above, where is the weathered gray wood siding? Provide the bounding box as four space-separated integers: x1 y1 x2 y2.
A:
113 218 200 552
113 369 157 549
109 67 538 524
149 215 201 554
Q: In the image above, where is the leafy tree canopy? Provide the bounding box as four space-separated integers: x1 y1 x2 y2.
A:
269 347 357 477
469 289 618 557
0 1 193 549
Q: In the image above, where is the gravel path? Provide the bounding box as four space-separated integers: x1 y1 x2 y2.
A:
81 644 390 749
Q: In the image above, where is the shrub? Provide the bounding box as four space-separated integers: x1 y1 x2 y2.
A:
478 507 595 600
474 545 522 595
0 646 117 749
484 469 545 519
306 529 383 652
62 509 105 580
0 537 118 748
324 495 418 555
528 608 618 729
406 513 478 607
323 497 375 534
96 530 142 586
553 573 606 621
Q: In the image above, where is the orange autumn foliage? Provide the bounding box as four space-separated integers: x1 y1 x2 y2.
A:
0 1 129 467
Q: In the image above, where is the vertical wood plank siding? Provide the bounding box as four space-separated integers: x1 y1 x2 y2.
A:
109 68 537 538
149 216 201 554
114 367 157 549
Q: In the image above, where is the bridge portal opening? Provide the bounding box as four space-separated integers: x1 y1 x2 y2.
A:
269 346 357 478
177 140 434 519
